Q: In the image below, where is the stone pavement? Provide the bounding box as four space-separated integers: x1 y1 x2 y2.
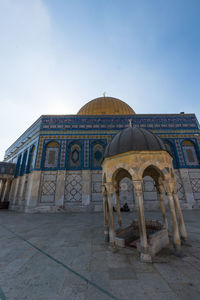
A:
0 210 200 300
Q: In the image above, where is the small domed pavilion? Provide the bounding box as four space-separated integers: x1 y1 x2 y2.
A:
102 126 187 262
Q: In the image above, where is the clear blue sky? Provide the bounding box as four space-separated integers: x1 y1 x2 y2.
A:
0 0 200 159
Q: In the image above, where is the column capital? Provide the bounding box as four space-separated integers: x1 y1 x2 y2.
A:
105 182 114 195
132 180 143 196
163 180 176 195
102 185 107 196
114 183 120 195
157 183 164 194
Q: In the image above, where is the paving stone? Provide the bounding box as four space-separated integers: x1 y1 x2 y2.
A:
130 259 156 273
109 267 137 280
145 291 178 300
1 210 200 300
169 282 200 300
136 273 171 293
110 279 147 300
154 262 190 283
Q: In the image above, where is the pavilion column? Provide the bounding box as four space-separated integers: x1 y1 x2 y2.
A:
165 181 181 250
133 180 151 262
4 179 12 202
106 182 115 246
115 185 122 227
173 187 187 241
102 185 109 242
157 184 168 230
0 179 6 202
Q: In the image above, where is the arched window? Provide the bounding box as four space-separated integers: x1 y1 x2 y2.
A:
182 140 199 166
15 154 22 178
91 143 104 168
20 150 28 176
27 146 35 173
44 142 59 169
69 143 81 169
164 140 178 168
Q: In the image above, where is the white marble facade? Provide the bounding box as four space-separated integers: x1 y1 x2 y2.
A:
7 168 200 213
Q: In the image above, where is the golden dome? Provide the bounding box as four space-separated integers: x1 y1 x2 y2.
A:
77 97 135 115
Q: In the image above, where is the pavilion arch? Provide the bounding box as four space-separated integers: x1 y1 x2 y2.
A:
142 165 165 185
112 167 132 186
102 126 188 262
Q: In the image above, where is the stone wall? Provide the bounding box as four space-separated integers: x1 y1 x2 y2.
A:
8 168 200 213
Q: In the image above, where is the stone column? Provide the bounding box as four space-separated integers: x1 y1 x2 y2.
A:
4 179 12 202
102 185 109 242
0 179 6 202
115 185 122 227
173 189 187 241
8 179 15 205
157 184 168 229
133 180 151 262
165 181 181 250
25 171 41 212
18 175 27 207
106 182 115 245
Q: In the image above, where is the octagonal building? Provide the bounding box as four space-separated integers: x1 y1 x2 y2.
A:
2 96 200 212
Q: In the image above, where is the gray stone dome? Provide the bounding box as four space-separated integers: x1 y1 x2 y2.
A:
104 127 167 158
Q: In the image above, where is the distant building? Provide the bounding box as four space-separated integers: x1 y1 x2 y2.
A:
1 96 200 212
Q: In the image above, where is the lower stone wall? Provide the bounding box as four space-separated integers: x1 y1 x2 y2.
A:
8 168 200 213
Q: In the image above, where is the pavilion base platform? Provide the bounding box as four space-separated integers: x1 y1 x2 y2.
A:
115 220 169 262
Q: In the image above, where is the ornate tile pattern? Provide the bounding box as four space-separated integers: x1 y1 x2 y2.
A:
64 172 82 202
190 178 200 193
175 173 186 201
175 140 185 166
60 141 67 168
84 140 89 168
41 181 56 196
40 172 57 203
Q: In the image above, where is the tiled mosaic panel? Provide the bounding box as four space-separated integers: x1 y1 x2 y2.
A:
64 172 82 202
84 140 89 168
183 145 199 166
91 172 102 202
40 172 57 203
175 172 186 201
69 144 81 168
175 140 185 166
92 144 104 168
41 115 198 131
60 141 67 168
44 148 59 168
189 171 200 200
